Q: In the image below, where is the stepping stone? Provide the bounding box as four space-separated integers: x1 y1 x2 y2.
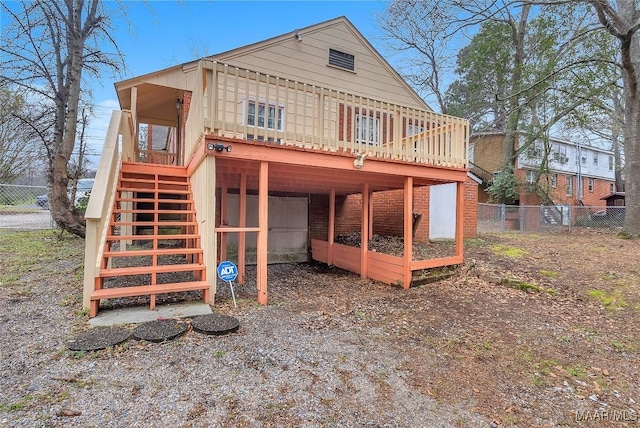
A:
67 326 130 351
191 314 240 336
133 319 188 343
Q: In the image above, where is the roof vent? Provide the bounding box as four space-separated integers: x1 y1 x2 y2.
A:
329 48 355 71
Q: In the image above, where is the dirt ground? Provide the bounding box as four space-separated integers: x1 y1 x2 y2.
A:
244 230 640 427
1 229 639 427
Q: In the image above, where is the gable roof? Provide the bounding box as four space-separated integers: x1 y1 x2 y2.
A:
206 16 431 111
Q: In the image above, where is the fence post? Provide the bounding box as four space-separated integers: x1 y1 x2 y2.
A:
568 205 572 232
520 205 525 232
500 204 506 232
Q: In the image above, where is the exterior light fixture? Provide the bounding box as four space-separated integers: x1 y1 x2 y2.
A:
354 152 367 169
211 143 232 152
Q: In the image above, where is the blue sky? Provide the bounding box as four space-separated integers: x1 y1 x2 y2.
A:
85 0 393 164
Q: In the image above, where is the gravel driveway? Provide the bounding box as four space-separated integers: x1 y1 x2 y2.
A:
0 260 488 428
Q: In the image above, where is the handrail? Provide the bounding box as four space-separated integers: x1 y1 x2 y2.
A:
83 110 134 311
188 60 468 169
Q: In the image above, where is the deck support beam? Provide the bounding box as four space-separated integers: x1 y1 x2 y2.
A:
456 180 464 258
328 188 335 266
257 161 269 305
219 181 228 262
403 176 413 289
361 183 369 278
238 173 247 284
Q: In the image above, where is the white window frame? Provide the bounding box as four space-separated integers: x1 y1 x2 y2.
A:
588 178 594 192
610 183 615 193
551 173 558 188
526 170 536 184
608 155 614 171
593 154 598 165
245 99 284 131
566 176 573 196
355 113 380 145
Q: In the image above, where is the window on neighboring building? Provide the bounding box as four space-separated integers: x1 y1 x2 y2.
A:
246 101 284 130
581 156 587 165
588 178 594 192
610 183 615 193
526 170 536 184
328 48 355 71
553 152 560 162
355 114 380 145
593 154 598 165
527 143 542 158
566 176 573 196
608 155 614 171
551 173 558 188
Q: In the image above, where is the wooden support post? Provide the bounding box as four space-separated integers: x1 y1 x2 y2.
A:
238 173 247 285
220 181 228 262
257 161 269 305
456 180 464 258
361 183 369 278
403 176 413 289
328 188 335 266
368 190 374 238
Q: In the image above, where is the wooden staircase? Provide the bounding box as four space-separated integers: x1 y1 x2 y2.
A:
89 161 210 317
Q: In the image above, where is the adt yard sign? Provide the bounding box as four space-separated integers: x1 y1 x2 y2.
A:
217 261 238 282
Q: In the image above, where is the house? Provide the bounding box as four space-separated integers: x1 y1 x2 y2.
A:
83 17 471 317
470 133 616 206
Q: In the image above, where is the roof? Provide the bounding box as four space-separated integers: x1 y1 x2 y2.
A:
115 16 432 112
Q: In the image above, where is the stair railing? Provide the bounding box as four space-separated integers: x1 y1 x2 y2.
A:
83 110 134 311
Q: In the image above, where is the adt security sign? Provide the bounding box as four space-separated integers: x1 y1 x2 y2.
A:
217 261 238 282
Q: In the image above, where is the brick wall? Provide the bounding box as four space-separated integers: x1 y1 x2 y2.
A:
309 179 479 242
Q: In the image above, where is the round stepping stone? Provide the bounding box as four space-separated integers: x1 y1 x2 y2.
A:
133 319 188 343
67 326 130 351
191 314 240 336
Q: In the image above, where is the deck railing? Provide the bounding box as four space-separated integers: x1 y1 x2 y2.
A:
184 60 468 168
83 110 135 311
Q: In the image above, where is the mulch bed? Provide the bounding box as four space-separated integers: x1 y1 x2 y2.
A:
67 326 130 351
191 314 240 335
132 319 189 343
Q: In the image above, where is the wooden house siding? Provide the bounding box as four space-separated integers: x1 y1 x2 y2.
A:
213 19 427 109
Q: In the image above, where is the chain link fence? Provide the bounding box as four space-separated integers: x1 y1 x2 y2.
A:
0 184 55 229
478 202 626 234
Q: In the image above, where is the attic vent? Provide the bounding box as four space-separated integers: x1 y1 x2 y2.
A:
329 48 355 71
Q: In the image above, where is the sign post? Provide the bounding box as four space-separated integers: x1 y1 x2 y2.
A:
217 261 239 308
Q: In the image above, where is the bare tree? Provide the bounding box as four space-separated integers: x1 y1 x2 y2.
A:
0 82 46 183
584 0 640 235
0 0 124 237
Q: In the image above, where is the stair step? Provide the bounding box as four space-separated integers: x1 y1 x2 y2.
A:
110 221 198 227
100 263 205 277
107 234 200 241
117 187 191 195
113 209 196 215
121 162 188 176
104 248 203 258
116 197 193 204
91 281 209 300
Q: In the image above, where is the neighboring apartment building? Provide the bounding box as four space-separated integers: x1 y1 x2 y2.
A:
470 133 616 206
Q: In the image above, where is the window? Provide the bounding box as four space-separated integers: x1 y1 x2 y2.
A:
247 101 283 130
355 114 380 145
610 183 615 193
407 124 424 136
588 178 594 192
527 143 542 158
581 156 587 165
553 152 560 162
608 155 614 171
328 48 355 71
566 176 573 196
593 154 598 165
551 173 558 188
526 170 536 184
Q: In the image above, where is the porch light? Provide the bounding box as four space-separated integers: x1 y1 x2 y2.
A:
354 152 367 169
